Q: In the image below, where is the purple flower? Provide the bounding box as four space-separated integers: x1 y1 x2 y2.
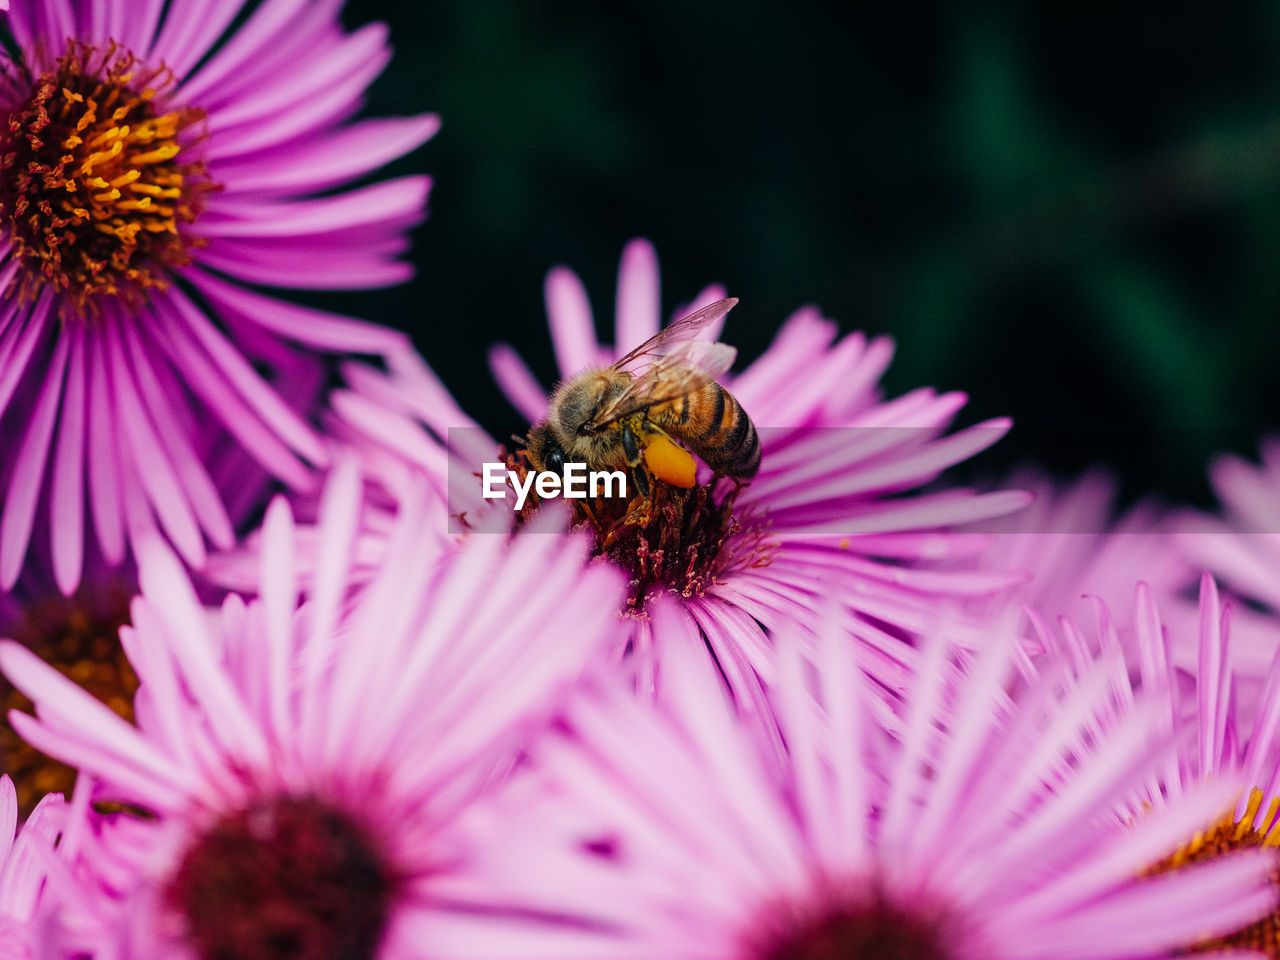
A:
0 1 437 594
0 462 627 958
433 600 1275 960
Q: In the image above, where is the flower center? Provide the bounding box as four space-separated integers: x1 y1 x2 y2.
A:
1144 787 1280 956
0 41 213 312
1 583 135 818
749 889 956 960
501 450 775 606
168 795 399 960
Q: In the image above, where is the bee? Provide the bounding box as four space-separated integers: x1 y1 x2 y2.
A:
525 297 760 497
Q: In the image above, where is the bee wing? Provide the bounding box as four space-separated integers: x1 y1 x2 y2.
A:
589 339 738 427
610 297 739 372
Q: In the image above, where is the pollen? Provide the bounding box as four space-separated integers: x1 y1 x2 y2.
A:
1144 787 1280 956
168 794 399 960
642 434 698 488
0 41 214 312
0 582 136 819
501 447 775 606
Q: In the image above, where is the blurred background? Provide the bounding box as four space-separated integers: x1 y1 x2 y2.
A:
327 1 1280 509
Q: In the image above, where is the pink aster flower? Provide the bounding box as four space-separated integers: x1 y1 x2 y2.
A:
489 239 1029 707
0 461 626 958
1014 572 1280 954
430 599 1275 960
0 0 437 594
1178 437 1280 678
297 239 1030 735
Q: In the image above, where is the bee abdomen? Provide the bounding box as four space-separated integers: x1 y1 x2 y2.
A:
684 383 760 479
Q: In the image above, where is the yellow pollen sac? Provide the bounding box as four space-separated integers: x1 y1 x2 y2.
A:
1144 787 1280 956
0 40 216 313
644 434 698 488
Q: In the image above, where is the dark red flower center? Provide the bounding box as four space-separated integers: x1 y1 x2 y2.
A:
498 449 775 607
168 795 399 960
0 41 215 313
751 890 956 960
1 582 135 819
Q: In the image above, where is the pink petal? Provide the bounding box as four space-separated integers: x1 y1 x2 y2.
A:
208 115 440 195
188 268 409 356
86 330 126 565
614 239 660 351
177 0 323 104
50 327 87 594
149 0 247 77
488 343 549 422
0 334 70 589
545 266 599 376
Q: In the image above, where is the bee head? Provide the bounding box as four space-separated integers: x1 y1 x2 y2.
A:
525 422 566 473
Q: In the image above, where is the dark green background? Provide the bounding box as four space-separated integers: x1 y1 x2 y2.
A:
331 2 1280 509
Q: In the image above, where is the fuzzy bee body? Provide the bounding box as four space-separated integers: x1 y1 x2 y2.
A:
525 298 760 492
648 381 760 479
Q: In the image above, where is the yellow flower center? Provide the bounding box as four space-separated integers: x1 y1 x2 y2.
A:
1 583 136 818
1146 787 1280 956
0 41 214 313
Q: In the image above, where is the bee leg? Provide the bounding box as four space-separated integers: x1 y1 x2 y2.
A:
621 421 653 498
631 464 650 498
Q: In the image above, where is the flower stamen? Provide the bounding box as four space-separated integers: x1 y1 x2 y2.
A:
500 449 776 607
1145 786 1280 955
0 583 135 818
0 41 215 312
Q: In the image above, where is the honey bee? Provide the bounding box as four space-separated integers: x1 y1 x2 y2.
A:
525 297 761 497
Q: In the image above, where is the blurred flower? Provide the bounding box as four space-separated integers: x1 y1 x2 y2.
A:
0 462 626 958
0 556 136 821
967 467 1181 627
436 601 1273 960
1178 437 1280 678
0 781 72 958
0 1 437 593
1032 572 1280 956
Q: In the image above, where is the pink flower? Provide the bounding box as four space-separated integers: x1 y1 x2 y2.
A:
0 781 72 959
432 601 1275 960
490 239 1029 716
0 462 627 958
304 239 1029 736
0 1 437 594
1012 573 1280 954
966 468 1182 626
1178 437 1280 679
